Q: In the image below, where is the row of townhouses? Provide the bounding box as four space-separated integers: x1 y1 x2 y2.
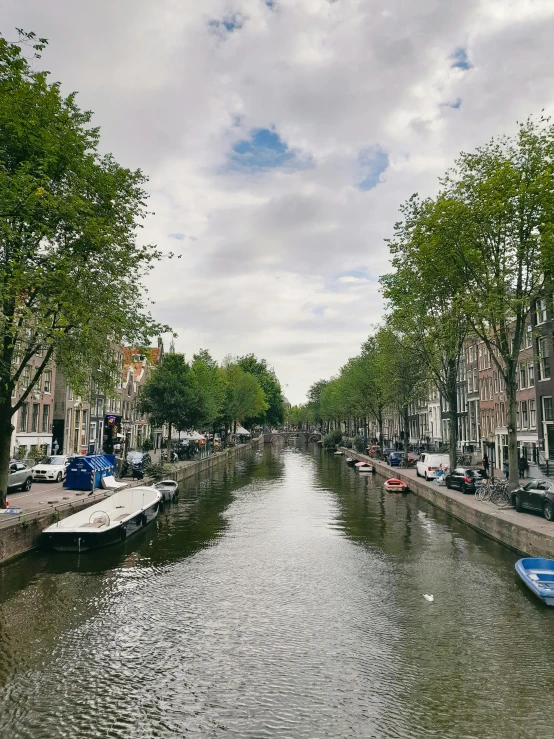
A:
10 341 163 460
377 300 554 475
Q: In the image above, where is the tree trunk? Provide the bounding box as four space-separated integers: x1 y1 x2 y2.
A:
403 405 410 461
377 409 383 449
506 374 519 491
167 422 172 462
0 394 14 508
448 383 458 474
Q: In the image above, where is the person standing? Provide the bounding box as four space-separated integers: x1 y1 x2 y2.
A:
503 460 509 480
483 453 489 477
518 455 529 479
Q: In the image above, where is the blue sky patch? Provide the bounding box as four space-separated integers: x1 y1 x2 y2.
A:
357 146 389 191
450 48 472 70
208 14 244 34
264 0 276 8
441 97 462 109
229 128 296 170
168 232 186 240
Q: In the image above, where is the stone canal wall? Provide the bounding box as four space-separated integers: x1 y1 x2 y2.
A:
0 439 262 567
340 448 554 558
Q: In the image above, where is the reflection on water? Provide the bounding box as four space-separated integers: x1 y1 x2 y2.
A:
1 445 553 738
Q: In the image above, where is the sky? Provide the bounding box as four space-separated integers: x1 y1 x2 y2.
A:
2 0 554 403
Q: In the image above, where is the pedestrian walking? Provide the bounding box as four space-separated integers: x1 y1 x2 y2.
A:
503 460 509 480
518 455 529 479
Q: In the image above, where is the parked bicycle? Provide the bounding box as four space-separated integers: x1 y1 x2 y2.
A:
476 478 510 506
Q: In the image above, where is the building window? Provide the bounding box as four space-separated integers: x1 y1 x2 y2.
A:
494 372 498 394
43 370 52 394
538 337 551 380
528 362 535 387
543 397 553 422
521 401 528 429
530 400 536 428
90 420 97 442
516 403 520 430
42 404 50 433
67 386 73 401
536 298 547 325
21 365 31 389
520 363 527 389
500 403 505 427
19 403 29 432
526 324 533 348
81 410 87 447
31 403 40 433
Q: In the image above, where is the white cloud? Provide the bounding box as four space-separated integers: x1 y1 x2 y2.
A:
2 0 554 402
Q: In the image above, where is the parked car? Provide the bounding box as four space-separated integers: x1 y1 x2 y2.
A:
445 467 485 494
32 455 70 482
416 453 450 481
512 479 554 521
8 461 33 492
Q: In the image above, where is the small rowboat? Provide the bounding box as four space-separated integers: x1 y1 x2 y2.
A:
355 462 374 474
154 479 179 503
515 558 554 606
334 450 344 456
345 457 356 466
384 478 408 493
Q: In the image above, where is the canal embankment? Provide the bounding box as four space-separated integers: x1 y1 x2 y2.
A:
0 438 262 566
340 447 554 558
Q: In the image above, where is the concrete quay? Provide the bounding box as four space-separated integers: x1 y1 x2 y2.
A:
0 439 262 566
340 447 554 558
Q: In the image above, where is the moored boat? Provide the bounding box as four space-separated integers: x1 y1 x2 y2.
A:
515 558 554 606
154 479 179 503
345 457 356 465
334 450 344 456
43 486 162 552
384 478 408 493
355 462 374 474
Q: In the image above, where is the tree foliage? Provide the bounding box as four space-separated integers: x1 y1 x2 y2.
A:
0 32 169 506
237 354 285 427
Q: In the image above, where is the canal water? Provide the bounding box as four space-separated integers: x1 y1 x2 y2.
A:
1 446 554 739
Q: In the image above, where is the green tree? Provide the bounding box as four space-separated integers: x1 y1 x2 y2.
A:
138 354 198 460
237 354 285 428
191 350 226 430
381 194 469 471
0 33 168 507
306 379 329 430
223 362 267 433
440 119 554 488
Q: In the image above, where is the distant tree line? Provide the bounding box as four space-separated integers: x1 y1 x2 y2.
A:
139 351 285 454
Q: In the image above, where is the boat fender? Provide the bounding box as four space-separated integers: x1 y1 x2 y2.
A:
120 526 127 541
141 512 148 526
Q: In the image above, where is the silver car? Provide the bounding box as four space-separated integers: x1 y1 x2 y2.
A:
8 461 33 492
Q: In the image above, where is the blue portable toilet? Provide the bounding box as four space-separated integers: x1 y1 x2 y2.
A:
64 454 116 491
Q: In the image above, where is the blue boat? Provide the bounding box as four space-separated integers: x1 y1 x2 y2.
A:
515 558 554 606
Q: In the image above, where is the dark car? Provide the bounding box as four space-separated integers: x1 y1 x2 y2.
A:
445 467 485 494
512 479 554 521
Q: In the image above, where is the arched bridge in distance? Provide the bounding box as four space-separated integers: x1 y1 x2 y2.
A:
263 432 322 444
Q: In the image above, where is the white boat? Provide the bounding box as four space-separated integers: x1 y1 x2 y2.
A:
154 479 179 503
355 461 374 473
43 486 162 552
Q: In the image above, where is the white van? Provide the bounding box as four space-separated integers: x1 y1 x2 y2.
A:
416 453 450 481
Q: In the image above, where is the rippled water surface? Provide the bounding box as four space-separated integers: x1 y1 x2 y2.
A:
1 445 554 738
